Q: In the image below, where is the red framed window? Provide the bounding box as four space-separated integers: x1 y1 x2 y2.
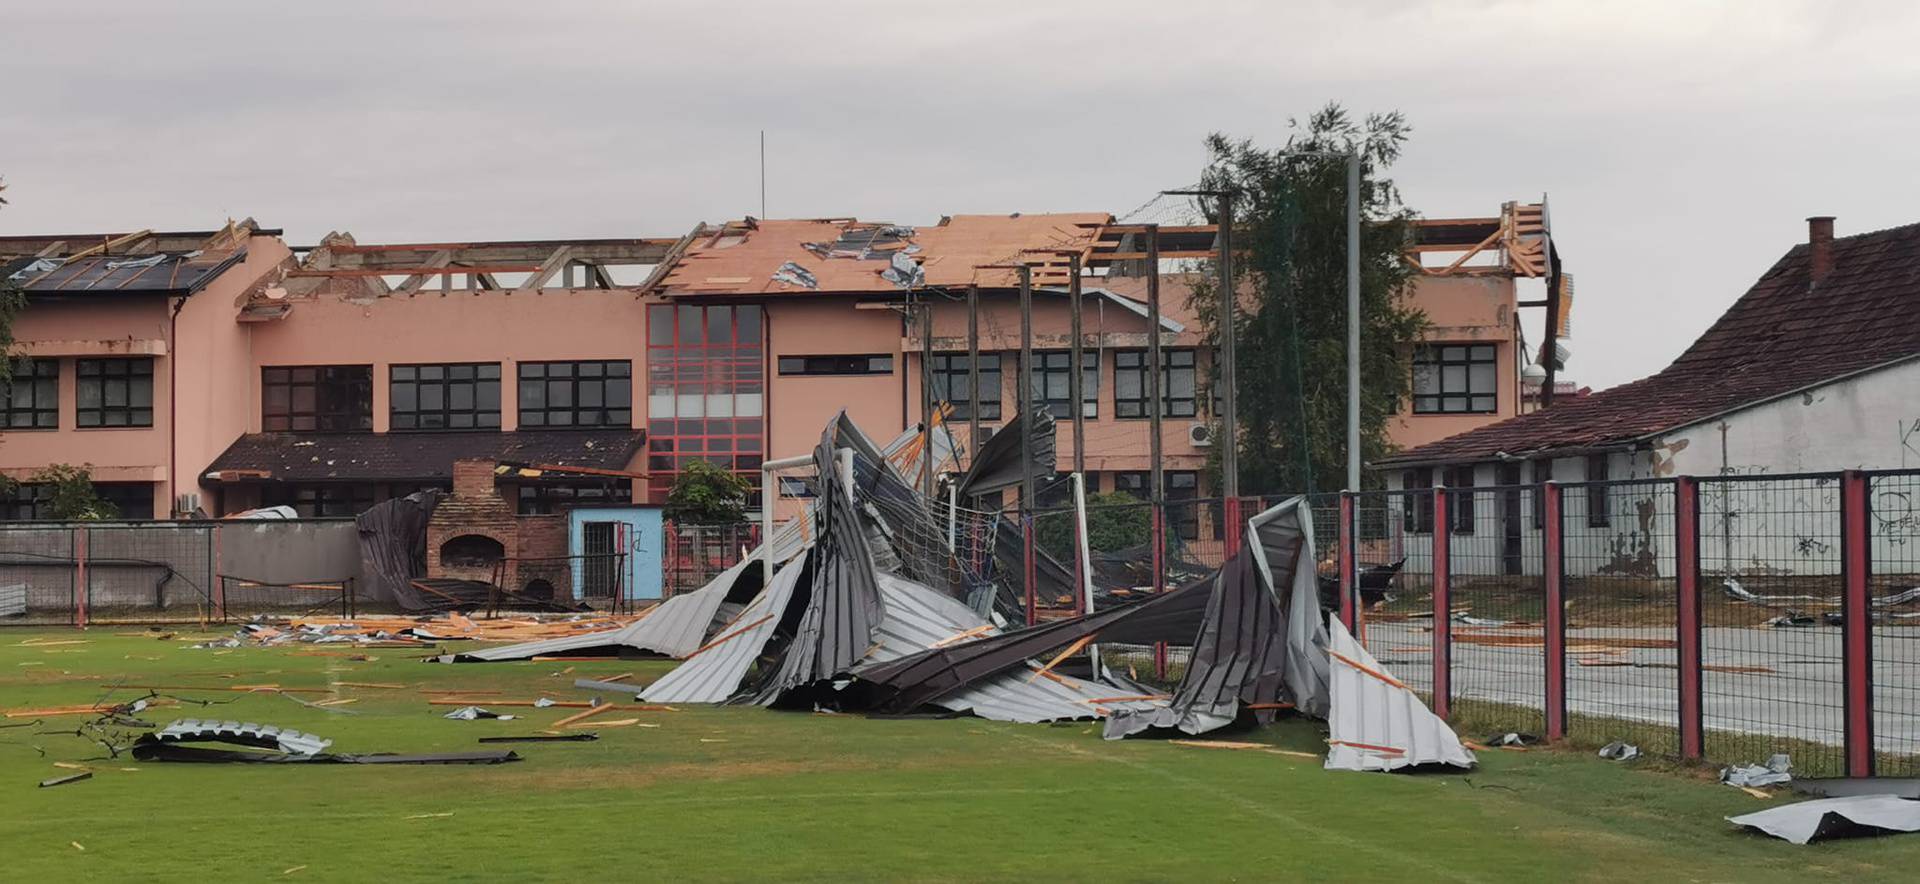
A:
645 303 764 505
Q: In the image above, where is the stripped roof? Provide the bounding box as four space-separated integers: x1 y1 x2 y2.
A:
206 429 645 483
1381 220 1920 466
0 223 269 297
653 213 1112 296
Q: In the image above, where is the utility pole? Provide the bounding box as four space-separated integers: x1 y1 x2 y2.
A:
1068 253 1086 478
1346 152 1361 492
966 283 981 471
1217 196 1239 500
1145 225 1165 514
1018 265 1035 517
920 291 935 500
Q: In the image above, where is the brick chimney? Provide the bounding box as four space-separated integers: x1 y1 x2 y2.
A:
1807 216 1835 286
451 459 500 499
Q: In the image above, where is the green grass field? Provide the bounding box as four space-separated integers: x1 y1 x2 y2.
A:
4 628 1918 882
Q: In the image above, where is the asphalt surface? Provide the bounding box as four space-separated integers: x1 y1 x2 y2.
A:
1364 621 1920 756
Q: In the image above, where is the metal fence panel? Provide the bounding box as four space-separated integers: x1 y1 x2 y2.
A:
1445 482 1548 738
0 525 76 626
1558 479 1680 753
1869 471 1920 775
1697 474 1846 774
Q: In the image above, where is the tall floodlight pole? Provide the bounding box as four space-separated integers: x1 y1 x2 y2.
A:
1017 265 1035 515
1145 226 1165 516
1346 152 1361 492
1068 253 1086 477
967 284 981 471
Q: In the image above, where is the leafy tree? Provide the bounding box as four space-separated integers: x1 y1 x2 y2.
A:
1035 490 1154 563
0 464 117 521
0 177 21 387
1188 103 1429 495
663 459 753 524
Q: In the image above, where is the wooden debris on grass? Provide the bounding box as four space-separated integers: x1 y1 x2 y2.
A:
570 718 638 729
1167 739 1319 759
426 698 675 710
313 698 359 707
332 682 407 690
549 703 616 728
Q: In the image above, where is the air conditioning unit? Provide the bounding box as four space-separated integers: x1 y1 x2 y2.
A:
1186 423 1214 447
175 493 201 517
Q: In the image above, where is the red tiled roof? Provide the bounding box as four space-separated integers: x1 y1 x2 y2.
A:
1380 221 1920 466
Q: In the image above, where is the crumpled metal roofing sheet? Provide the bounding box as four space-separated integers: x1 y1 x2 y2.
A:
1323 616 1475 772
1728 795 1920 844
863 573 1163 723
445 556 758 662
642 551 807 704
151 719 332 756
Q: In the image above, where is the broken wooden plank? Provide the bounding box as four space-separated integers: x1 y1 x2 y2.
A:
570 718 638 729
1028 634 1098 684
549 703 616 729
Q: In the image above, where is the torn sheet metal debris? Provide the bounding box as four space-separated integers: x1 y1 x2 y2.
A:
1729 796 1920 844
1723 754 1793 788
1323 614 1475 772
149 719 332 756
1597 741 1641 761
443 557 761 662
641 552 807 704
443 706 515 721
772 260 818 289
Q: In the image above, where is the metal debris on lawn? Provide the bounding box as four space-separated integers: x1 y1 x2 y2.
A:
1729 795 1920 844
195 611 644 650
130 720 520 765
443 706 516 721
1597 741 1641 761
1723 754 1794 788
39 771 91 788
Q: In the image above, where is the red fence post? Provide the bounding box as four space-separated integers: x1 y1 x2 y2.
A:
1431 486 1452 718
1543 481 1567 742
1223 497 1242 559
1338 493 1357 632
1841 470 1875 777
1022 516 1038 627
1152 503 1168 679
211 523 227 623
1674 476 1704 760
72 526 90 629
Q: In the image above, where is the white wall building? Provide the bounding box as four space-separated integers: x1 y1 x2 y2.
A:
1373 216 1920 580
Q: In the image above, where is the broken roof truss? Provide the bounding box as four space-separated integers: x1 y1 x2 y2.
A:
274 232 684 304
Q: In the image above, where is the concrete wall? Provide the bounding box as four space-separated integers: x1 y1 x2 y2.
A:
216 519 364 586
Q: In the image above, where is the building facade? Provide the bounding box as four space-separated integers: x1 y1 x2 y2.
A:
1375 216 1920 578
1 199 1567 530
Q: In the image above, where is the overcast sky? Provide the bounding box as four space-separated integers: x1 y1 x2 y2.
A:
4 0 1916 390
